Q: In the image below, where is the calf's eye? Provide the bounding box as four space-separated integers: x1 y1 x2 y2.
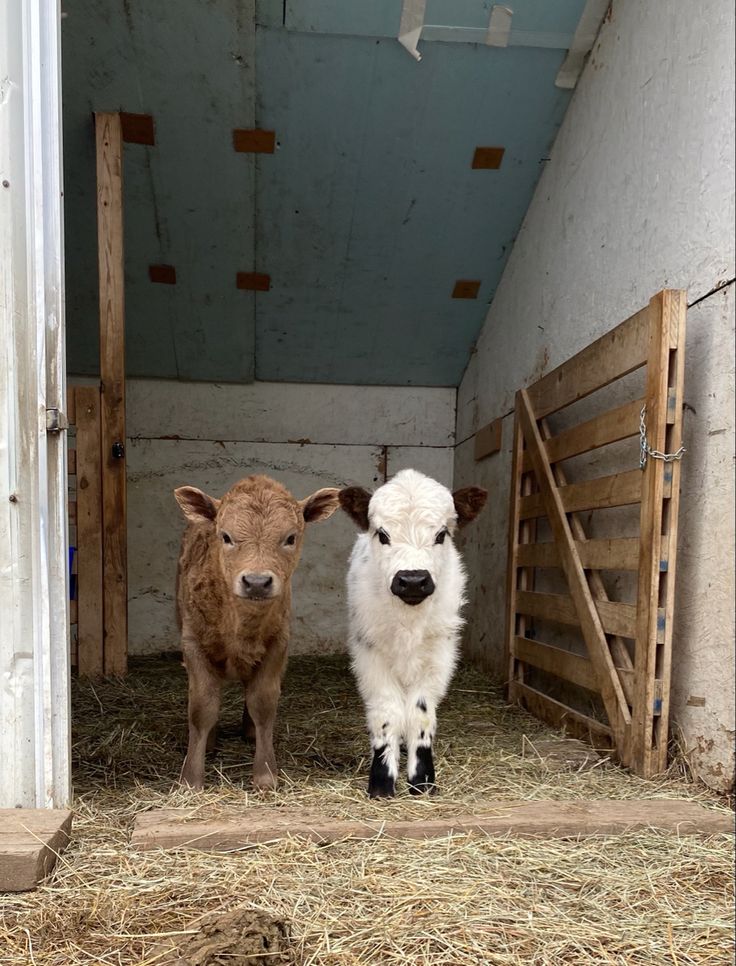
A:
221 532 233 546
284 533 297 547
435 529 448 545
377 528 391 546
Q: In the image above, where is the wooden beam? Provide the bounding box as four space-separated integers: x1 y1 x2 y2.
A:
0 809 73 892
521 397 643 473
632 291 687 777
74 386 104 678
95 112 127 676
130 801 733 852
516 537 640 571
517 389 631 754
654 294 687 772
516 590 637 639
527 303 652 419
514 636 635 705
519 468 642 519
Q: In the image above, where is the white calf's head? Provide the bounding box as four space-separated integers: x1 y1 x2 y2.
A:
340 469 487 606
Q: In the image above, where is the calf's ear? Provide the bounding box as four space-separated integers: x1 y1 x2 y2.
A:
174 486 220 523
339 486 371 531
453 486 488 527
301 487 341 524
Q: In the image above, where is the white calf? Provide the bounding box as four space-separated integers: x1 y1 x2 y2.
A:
339 469 487 798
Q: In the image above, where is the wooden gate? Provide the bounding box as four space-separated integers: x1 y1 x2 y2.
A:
505 290 687 778
67 380 128 677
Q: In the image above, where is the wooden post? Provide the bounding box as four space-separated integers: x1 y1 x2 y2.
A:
632 291 686 777
75 387 104 677
95 112 127 676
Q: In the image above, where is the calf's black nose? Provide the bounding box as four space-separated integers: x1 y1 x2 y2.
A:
391 569 435 605
241 573 274 599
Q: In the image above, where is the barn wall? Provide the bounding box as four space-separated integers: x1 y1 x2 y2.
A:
454 0 735 791
124 379 455 655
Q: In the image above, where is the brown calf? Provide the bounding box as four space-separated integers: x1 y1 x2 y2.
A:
174 475 340 789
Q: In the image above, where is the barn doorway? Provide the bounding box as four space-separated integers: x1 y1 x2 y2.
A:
3 1 733 959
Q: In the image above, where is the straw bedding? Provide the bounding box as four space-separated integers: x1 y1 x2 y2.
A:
1 654 733 965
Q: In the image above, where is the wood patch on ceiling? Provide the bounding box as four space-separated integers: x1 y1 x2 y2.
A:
237 272 271 291
120 112 155 145
148 265 177 284
452 280 481 299
233 129 276 153
472 146 505 169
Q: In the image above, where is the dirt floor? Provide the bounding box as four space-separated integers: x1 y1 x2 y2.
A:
1 655 733 965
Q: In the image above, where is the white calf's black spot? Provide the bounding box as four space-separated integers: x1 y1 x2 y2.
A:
416 698 427 712
408 745 436 795
368 746 396 798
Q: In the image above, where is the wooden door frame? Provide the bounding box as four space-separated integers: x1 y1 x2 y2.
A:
0 0 71 807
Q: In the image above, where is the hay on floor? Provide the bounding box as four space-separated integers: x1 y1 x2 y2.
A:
1 655 733 965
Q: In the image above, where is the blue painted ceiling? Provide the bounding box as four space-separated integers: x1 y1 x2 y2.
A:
62 0 585 386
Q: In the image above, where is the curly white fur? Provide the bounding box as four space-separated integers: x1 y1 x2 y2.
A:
345 469 470 794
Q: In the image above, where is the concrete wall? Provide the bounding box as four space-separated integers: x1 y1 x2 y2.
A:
454 0 735 791
124 380 455 656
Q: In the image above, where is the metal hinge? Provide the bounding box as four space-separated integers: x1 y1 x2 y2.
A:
45 408 68 432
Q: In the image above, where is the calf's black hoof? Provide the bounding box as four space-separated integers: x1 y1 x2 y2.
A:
408 745 436 795
368 746 396 799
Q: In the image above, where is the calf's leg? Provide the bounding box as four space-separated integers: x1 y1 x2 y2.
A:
244 638 287 790
241 702 256 741
406 696 437 795
364 695 403 799
180 642 222 789
352 647 402 798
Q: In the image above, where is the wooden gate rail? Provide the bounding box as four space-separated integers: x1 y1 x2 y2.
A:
505 290 687 778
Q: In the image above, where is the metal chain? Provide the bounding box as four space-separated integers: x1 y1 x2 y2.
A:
639 406 686 469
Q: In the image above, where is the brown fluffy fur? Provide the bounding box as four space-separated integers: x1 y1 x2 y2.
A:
174 475 340 789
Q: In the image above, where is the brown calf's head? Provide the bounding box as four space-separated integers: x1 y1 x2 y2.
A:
175 475 340 602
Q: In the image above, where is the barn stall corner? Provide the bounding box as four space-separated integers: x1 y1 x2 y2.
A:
1 0 734 963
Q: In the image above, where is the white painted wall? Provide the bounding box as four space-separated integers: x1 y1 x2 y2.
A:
123 380 455 655
454 0 735 791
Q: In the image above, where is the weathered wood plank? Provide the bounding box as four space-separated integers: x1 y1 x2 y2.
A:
75 386 104 678
526 303 651 419
0 809 73 892
516 537 640 572
632 291 686 777
514 636 634 705
516 590 637 639
516 683 614 743
655 294 687 773
521 397 644 473
130 801 733 852
519 468 642 520
95 112 127 676
518 389 631 754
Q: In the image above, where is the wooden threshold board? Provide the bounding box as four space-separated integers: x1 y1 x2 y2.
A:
131 800 733 851
0 809 73 892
